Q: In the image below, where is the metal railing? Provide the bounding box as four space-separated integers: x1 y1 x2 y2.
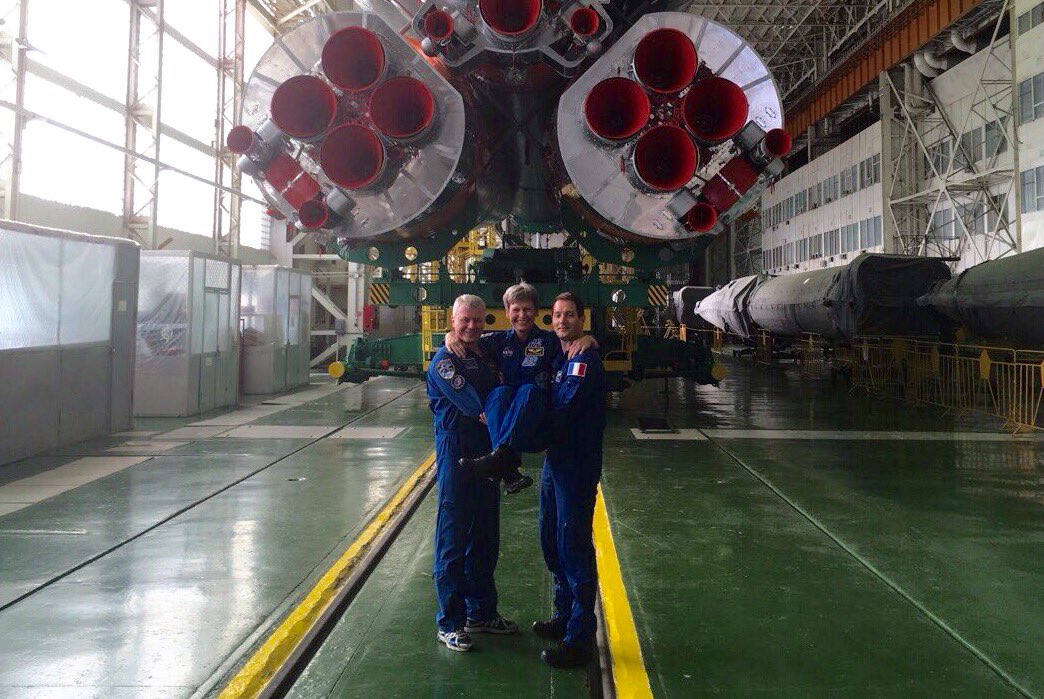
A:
844 338 1043 433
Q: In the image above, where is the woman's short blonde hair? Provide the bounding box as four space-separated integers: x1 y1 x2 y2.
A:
502 282 538 309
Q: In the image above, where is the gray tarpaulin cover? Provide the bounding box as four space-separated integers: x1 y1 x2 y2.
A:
747 253 951 341
673 286 714 327
918 247 1044 346
696 274 769 340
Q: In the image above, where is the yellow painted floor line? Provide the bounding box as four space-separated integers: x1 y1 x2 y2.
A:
219 452 436 699
594 484 654 699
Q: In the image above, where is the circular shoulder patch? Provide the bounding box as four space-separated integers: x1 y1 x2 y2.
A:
436 358 456 380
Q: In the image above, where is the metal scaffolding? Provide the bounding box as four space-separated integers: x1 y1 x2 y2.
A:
882 0 1020 267
123 0 165 249
214 0 247 259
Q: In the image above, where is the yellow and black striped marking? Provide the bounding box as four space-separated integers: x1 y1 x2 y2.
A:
369 283 390 305
647 285 669 307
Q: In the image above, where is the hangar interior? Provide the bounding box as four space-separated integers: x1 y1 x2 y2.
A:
0 0 1041 697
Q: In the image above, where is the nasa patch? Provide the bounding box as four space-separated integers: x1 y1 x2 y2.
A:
451 375 466 390
522 355 539 367
436 358 456 380
502 347 514 357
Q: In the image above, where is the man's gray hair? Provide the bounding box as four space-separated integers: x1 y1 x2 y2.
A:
502 282 538 309
452 294 486 316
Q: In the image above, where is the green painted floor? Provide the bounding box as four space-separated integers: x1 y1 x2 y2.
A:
288 473 590 699
0 359 1040 698
605 358 1041 696
0 377 434 698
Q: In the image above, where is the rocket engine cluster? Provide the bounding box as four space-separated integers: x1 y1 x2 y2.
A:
229 2 791 251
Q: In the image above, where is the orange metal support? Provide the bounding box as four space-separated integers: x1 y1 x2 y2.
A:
786 0 984 137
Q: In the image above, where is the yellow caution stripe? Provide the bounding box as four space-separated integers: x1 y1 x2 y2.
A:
593 485 654 698
219 452 436 699
647 284 669 307
369 282 390 305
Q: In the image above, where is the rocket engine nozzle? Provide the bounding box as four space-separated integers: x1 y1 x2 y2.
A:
226 125 257 154
320 124 386 190
681 77 749 143
370 77 436 140
479 0 543 37
685 203 719 232
270 75 338 139
423 9 455 42
633 29 697 94
569 7 600 37
763 128 792 157
583 78 650 141
298 199 332 229
633 125 698 191
321 26 386 92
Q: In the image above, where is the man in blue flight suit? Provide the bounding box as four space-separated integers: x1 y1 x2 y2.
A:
446 282 596 491
426 294 520 652
531 292 606 669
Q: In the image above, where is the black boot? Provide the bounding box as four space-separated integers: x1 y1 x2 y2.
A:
541 641 593 669
502 467 534 495
459 444 520 480
531 617 566 641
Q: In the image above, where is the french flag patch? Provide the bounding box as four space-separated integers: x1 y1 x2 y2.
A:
568 362 587 378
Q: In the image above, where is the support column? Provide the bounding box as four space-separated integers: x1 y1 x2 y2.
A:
123 0 165 249
1 0 28 221
214 0 245 258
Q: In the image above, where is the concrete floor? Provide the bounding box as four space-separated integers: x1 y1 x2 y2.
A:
0 360 1041 697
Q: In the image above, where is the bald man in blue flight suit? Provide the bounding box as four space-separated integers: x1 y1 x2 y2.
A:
446 282 596 491
532 291 606 669
426 294 520 653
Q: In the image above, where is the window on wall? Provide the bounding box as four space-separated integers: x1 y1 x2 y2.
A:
795 190 807 216
1020 166 1044 213
1018 2 1044 35
926 139 951 175
1019 73 1044 125
984 120 1008 160
809 182 822 209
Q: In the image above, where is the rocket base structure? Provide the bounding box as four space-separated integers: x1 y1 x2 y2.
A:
229 5 797 388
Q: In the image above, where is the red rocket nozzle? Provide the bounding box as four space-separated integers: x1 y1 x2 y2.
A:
633 125 698 191
226 125 256 154
681 77 749 142
685 202 719 232
424 9 454 42
321 27 386 92
271 76 338 139
634 29 697 94
763 128 792 157
320 124 386 189
298 199 331 229
479 0 542 37
584 78 650 141
369 77 436 140
570 7 599 37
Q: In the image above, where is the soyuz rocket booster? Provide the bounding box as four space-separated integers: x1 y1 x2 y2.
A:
230 3 791 251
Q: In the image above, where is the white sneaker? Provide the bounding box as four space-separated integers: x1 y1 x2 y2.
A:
437 629 473 652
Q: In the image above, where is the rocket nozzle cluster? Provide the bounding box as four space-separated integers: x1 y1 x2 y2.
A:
564 19 789 239
227 22 454 232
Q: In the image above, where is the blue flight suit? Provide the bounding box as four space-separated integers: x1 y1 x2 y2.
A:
426 346 502 633
480 329 559 454
540 347 606 646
